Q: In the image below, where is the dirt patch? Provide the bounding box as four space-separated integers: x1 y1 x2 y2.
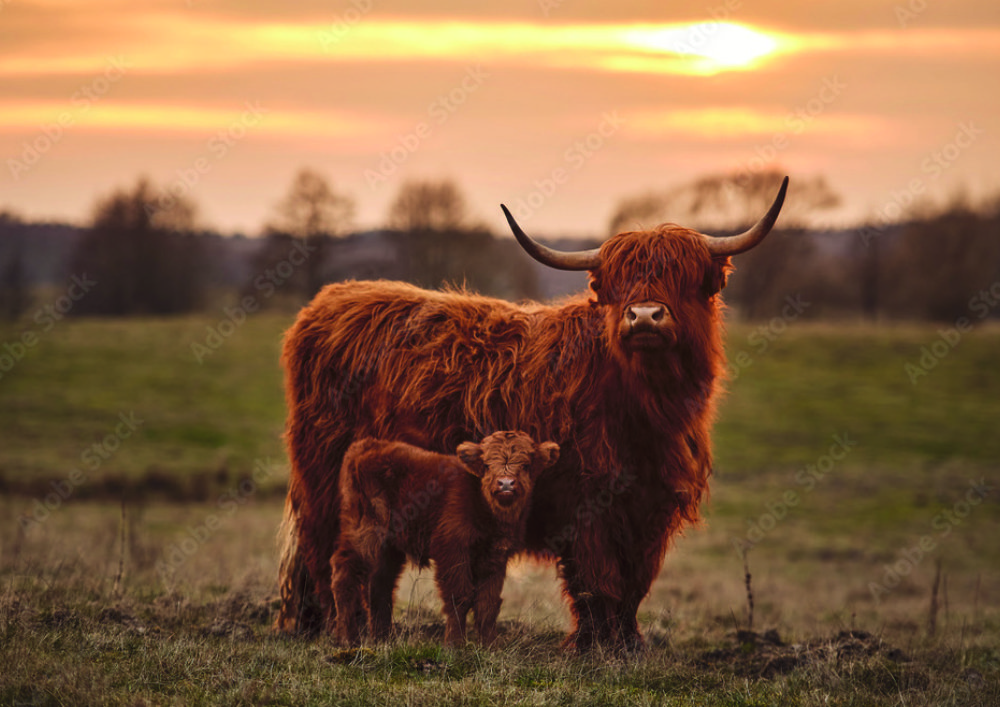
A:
698 629 912 679
199 619 255 640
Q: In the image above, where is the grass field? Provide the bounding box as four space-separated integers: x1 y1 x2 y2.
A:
1 312 998 705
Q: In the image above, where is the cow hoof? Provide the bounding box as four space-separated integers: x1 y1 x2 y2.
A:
562 631 595 653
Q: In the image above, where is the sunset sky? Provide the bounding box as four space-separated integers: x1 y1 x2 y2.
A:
2 0 998 236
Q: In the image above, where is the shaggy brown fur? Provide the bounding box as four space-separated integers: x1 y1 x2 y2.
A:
277 225 731 650
332 432 559 646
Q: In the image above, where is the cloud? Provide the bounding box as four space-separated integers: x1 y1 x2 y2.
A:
0 15 791 78
3 9 997 84
0 100 386 138
627 107 892 142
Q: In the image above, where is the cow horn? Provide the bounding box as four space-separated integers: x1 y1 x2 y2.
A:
501 204 602 271
703 176 789 256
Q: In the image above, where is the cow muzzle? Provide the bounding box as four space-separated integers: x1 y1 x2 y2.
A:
620 301 674 349
493 477 520 506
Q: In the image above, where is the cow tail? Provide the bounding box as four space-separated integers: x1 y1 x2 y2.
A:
274 494 322 634
274 495 299 631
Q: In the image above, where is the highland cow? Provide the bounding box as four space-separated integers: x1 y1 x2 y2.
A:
277 177 788 650
331 432 559 646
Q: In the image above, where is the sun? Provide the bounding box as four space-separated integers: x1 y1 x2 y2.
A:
623 22 781 73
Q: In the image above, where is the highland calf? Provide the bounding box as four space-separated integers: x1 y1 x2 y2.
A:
331 431 560 646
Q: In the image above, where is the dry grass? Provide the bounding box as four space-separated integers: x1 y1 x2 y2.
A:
2 497 996 706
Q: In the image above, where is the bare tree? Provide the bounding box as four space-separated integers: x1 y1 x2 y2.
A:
387 179 469 232
609 169 840 234
70 178 206 315
0 210 29 320
607 193 671 236
382 178 537 296
881 196 1000 321
266 168 354 298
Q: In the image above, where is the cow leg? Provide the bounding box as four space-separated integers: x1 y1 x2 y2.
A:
277 473 343 636
442 596 473 646
614 552 662 651
330 544 369 646
566 594 617 651
613 513 678 651
276 542 324 635
556 555 619 651
368 547 406 641
614 594 645 651
278 423 354 636
276 492 328 636
299 514 340 634
564 598 617 651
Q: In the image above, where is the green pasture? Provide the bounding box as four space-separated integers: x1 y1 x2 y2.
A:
2 313 998 482
1 313 998 705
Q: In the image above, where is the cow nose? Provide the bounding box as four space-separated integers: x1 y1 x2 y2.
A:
626 304 667 329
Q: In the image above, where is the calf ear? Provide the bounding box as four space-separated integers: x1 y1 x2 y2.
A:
537 441 560 471
456 442 485 478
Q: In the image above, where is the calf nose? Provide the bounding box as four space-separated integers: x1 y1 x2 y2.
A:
626 304 667 329
496 478 517 494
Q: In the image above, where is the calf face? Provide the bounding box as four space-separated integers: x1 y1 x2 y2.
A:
457 431 560 524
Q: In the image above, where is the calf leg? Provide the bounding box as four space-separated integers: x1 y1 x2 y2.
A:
368 547 406 641
437 564 475 646
472 568 506 645
330 544 370 646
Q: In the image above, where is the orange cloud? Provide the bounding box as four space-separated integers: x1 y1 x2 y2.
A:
3 11 997 82
628 107 891 141
2 7 996 143
0 14 790 77
0 100 384 138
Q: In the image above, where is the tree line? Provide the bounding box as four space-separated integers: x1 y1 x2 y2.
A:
1 168 998 322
